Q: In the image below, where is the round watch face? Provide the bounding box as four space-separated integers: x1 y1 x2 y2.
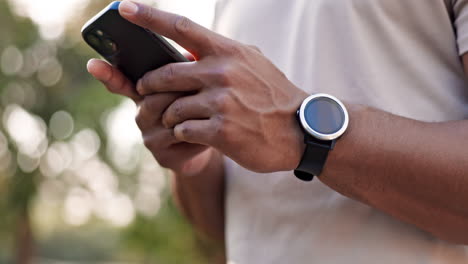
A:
299 94 349 141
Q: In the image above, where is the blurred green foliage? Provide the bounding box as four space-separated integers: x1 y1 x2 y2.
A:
0 1 216 263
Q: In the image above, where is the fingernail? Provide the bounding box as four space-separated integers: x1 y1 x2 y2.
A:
86 60 93 72
86 59 98 74
120 1 138 16
86 59 109 82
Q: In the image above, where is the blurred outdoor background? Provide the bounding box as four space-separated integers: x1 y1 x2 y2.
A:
0 0 220 263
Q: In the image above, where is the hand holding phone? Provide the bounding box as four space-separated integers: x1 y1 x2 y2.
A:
82 1 188 84
84 1 215 176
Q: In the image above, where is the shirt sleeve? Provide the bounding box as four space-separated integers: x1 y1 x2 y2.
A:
453 0 468 55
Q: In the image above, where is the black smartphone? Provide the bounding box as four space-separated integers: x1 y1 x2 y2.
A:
81 1 188 84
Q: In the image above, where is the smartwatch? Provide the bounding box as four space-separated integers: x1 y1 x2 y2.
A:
294 93 349 181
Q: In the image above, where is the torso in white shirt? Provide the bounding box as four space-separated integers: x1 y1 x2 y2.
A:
212 0 468 263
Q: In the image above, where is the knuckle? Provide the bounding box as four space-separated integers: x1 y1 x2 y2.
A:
174 15 192 34
141 6 155 24
213 92 230 112
225 43 243 56
142 135 158 151
213 63 233 85
223 42 251 59
161 64 175 83
212 115 227 141
104 83 117 94
165 101 183 126
173 101 183 119
148 95 162 110
135 98 158 129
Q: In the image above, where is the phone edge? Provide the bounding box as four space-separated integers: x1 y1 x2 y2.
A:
81 1 120 35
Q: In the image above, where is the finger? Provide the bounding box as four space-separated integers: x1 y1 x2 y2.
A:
162 93 215 129
136 92 182 131
137 62 203 95
174 119 219 146
142 127 179 150
87 59 142 103
119 1 224 58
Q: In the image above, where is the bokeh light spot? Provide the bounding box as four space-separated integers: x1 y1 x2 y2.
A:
4 104 48 158
105 100 142 174
2 82 26 107
19 48 39 78
40 142 73 178
63 187 93 226
70 129 101 165
1 45 23 76
104 194 135 227
49 111 74 140
17 152 40 173
37 57 63 87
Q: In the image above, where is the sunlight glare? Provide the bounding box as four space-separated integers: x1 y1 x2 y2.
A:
9 0 90 39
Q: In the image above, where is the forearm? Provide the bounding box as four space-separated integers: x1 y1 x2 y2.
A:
321 104 468 244
171 148 226 242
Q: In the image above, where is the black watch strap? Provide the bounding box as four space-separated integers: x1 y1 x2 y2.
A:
294 135 334 181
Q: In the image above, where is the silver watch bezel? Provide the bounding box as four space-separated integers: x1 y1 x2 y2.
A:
299 93 349 141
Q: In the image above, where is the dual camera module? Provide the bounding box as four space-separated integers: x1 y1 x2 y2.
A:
86 29 118 56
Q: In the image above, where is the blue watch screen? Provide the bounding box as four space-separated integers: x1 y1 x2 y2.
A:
304 97 345 135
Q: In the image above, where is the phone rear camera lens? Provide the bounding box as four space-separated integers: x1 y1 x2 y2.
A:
101 38 118 55
87 34 101 48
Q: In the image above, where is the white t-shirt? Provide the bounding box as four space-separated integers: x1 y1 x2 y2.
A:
212 0 468 263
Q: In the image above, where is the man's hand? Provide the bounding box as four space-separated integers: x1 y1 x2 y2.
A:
119 0 309 173
86 58 216 176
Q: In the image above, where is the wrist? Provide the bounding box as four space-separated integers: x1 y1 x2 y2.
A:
284 114 307 171
173 148 223 178
282 90 309 171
